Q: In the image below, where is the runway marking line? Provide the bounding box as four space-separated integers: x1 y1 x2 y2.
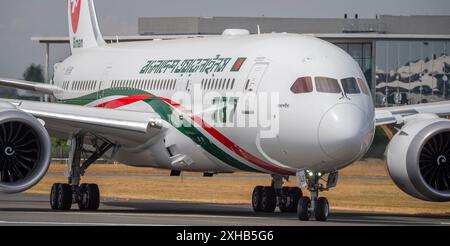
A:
0 210 271 220
0 220 180 226
332 218 441 225
1 211 446 225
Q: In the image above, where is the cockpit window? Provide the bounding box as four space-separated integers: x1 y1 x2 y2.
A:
315 77 341 93
341 77 360 94
357 78 369 95
290 77 313 94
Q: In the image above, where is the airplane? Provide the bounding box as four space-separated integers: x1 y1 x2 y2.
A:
0 0 449 222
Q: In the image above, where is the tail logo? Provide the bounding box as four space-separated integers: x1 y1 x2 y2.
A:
70 0 82 33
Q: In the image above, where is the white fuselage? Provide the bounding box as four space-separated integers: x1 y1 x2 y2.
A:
53 33 376 175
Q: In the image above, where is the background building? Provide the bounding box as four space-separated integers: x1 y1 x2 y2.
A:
34 15 450 107
138 15 450 107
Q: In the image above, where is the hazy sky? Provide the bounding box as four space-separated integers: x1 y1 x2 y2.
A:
1 0 450 79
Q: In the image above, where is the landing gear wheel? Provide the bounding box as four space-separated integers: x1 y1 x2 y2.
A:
288 187 301 212
78 184 88 210
297 196 311 221
49 134 112 211
252 186 263 212
56 183 72 210
279 187 291 213
279 187 302 213
50 183 62 210
78 183 100 211
314 197 329 221
261 186 276 213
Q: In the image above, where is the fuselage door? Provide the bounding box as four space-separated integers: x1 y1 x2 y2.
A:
243 63 268 93
241 63 269 116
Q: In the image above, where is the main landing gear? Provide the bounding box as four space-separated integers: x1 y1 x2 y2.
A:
50 134 113 211
251 171 338 222
252 175 302 213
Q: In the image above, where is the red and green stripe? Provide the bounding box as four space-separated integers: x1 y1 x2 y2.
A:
231 57 246 72
64 89 294 175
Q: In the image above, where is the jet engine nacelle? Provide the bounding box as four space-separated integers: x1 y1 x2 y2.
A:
0 103 51 193
387 114 450 201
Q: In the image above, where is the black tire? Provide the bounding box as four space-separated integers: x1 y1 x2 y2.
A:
288 187 302 212
57 183 72 210
78 184 100 211
279 187 292 213
261 186 276 213
77 183 88 210
279 187 303 213
252 186 263 212
50 183 62 210
314 197 329 221
297 196 311 221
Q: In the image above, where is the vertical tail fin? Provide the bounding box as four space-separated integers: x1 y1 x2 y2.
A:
68 0 105 54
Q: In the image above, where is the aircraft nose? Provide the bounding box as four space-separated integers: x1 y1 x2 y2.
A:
318 103 370 161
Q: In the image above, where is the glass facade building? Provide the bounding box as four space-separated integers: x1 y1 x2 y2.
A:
335 43 373 88
334 39 450 107
374 41 450 107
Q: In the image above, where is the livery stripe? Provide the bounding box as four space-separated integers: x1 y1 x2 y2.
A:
64 89 294 175
143 96 261 172
95 94 151 108
159 97 293 175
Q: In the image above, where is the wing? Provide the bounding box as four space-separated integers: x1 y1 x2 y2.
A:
375 101 450 126
0 77 59 95
0 98 164 144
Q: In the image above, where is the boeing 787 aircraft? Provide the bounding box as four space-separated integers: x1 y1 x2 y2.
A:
0 0 449 221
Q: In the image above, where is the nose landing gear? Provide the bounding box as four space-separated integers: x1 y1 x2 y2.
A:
297 170 338 221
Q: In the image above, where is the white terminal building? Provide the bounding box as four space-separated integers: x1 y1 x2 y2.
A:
34 15 450 107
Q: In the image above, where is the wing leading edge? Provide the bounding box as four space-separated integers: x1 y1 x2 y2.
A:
375 101 450 126
0 99 164 143
0 78 59 95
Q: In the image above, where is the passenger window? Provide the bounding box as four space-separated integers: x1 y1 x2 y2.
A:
341 77 360 94
222 79 226 90
290 77 313 94
357 78 369 95
315 77 341 93
208 79 212 90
